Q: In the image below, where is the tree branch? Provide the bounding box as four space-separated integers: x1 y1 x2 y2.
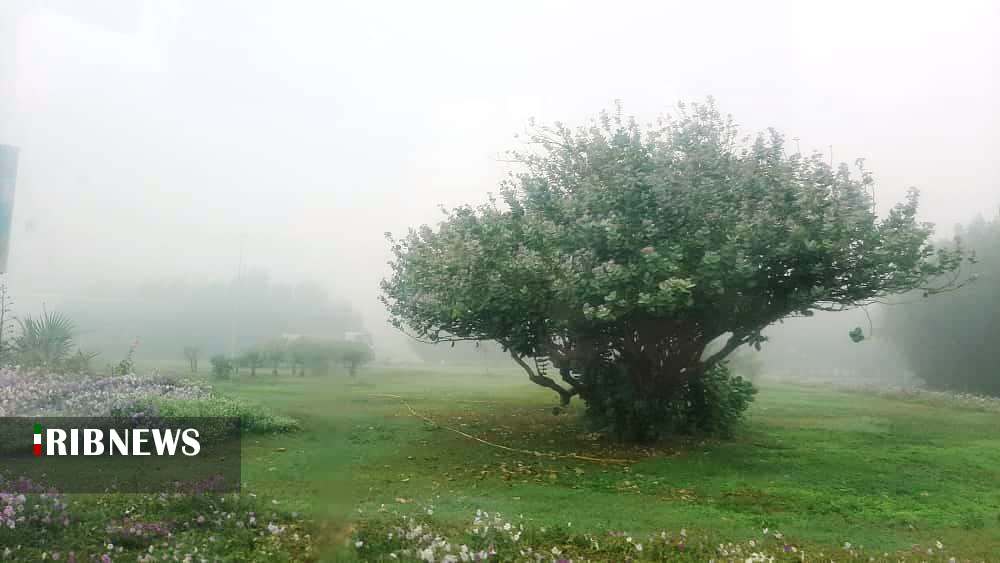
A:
701 333 748 371
509 350 576 406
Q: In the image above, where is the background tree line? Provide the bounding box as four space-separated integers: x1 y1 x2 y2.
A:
885 212 999 395
205 336 374 379
54 270 365 361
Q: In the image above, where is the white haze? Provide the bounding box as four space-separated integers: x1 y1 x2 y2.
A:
0 0 998 363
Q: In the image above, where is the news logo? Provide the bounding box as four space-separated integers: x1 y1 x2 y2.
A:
32 422 201 457
2 417 241 493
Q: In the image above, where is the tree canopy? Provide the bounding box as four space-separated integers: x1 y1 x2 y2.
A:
381 100 970 440
885 213 995 394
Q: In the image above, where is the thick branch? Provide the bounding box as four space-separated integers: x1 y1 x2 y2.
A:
509 351 576 406
701 332 749 371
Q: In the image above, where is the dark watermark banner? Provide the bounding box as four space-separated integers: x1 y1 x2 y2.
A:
0 417 241 493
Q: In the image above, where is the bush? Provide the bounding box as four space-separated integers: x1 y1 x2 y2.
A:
579 363 756 442
121 395 300 434
14 311 75 369
111 340 138 376
63 349 100 374
210 355 235 379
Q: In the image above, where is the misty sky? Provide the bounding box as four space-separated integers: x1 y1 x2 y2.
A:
1 0 998 347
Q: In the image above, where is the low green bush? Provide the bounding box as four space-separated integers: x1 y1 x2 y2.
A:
120 395 300 434
580 363 757 442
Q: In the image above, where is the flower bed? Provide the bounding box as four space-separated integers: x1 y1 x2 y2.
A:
352 506 961 562
0 369 211 417
0 369 317 560
0 476 316 561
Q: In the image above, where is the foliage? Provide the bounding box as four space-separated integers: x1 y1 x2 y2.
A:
287 338 307 376
243 347 263 376
63 348 100 374
726 347 764 381
408 339 509 366
381 100 971 440
119 395 300 434
14 310 76 369
341 341 374 376
0 368 212 417
250 337 373 377
219 370 1000 560
885 214 998 394
580 363 756 441
183 345 200 373
110 339 138 376
210 354 235 379
352 508 963 561
260 338 287 375
0 480 317 561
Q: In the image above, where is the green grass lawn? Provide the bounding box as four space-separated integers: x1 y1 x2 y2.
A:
214 366 1000 560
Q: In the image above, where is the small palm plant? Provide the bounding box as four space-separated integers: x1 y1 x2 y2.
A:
15 310 76 368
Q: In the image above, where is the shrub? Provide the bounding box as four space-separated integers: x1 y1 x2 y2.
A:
579 363 756 442
63 349 100 374
121 395 300 434
110 339 138 376
14 311 75 369
210 355 235 379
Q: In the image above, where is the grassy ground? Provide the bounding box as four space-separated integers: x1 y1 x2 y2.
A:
208 365 1000 560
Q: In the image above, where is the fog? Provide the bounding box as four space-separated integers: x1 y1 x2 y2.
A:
1 0 998 368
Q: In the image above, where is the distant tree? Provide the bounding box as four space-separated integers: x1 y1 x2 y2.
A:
210 355 234 379
302 340 339 376
261 338 287 376
341 342 374 376
885 214 996 394
183 346 200 373
288 339 307 376
243 348 263 377
382 100 972 441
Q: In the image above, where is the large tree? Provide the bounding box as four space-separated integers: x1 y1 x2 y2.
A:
381 101 969 440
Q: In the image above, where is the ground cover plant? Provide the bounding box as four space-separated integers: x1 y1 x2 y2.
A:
0 368 317 561
210 367 1000 561
0 368 298 434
